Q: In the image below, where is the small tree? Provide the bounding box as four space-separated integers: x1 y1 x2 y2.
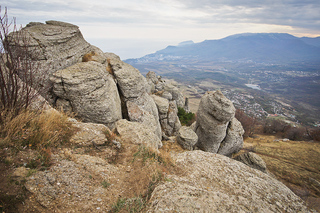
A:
235 109 257 137
0 7 43 122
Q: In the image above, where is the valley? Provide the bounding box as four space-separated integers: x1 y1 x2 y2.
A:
127 60 320 126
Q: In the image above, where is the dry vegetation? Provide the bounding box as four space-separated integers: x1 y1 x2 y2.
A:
241 135 320 211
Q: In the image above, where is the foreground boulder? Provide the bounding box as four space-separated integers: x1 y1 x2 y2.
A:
195 90 243 156
50 61 122 129
147 151 311 212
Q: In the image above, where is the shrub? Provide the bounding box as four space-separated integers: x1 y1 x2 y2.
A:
235 109 258 137
0 7 45 121
177 107 196 126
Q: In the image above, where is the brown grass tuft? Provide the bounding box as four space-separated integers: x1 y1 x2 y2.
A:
0 109 75 149
82 51 96 62
106 58 114 75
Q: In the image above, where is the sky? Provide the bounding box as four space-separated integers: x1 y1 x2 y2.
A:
2 0 320 59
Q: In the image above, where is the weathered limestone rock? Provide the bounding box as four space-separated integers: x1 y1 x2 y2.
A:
177 126 198 150
127 92 162 139
152 95 181 136
147 151 311 212
107 59 162 139
109 57 148 99
234 152 268 173
14 21 92 75
115 119 162 150
146 71 185 107
50 61 122 128
195 90 242 155
69 118 111 146
218 117 245 156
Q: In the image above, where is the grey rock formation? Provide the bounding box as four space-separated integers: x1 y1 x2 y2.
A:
146 71 185 108
108 59 162 139
195 90 243 156
13 21 92 75
147 151 311 212
50 61 122 128
127 92 162 139
152 95 181 136
115 119 162 150
218 117 245 156
234 152 268 173
109 57 148 99
177 126 198 150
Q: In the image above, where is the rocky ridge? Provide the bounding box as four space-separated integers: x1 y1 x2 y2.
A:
5 21 314 212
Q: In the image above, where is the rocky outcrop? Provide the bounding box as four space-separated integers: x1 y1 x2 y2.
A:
152 95 181 137
234 152 268 173
146 71 185 108
108 58 162 139
17 21 92 74
177 126 198 150
147 151 311 212
195 90 244 156
50 61 122 129
115 119 162 150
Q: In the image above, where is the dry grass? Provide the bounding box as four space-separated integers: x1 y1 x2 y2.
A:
0 109 75 149
242 135 320 211
106 58 114 75
82 51 96 62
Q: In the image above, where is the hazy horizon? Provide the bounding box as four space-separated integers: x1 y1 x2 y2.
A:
2 0 320 59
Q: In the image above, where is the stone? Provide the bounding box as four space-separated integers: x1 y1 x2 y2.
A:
50 61 122 129
109 57 148 99
127 92 162 139
146 151 311 213
115 119 162 150
152 95 181 136
12 167 29 181
9 20 92 77
195 90 237 154
234 152 268 173
177 126 198 150
69 119 111 146
218 117 245 156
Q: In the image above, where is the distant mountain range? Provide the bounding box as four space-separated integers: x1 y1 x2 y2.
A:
125 33 320 64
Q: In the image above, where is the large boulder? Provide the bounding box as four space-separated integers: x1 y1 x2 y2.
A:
218 117 245 156
115 119 162 150
126 93 162 139
50 61 122 129
195 90 243 155
109 57 148 99
10 21 92 76
147 151 311 212
108 58 162 139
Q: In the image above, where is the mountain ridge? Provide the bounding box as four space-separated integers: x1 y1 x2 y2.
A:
126 33 320 64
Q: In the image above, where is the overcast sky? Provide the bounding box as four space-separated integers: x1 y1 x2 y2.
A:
2 0 320 59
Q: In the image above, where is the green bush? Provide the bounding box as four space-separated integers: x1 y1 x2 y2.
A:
177 107 196 126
